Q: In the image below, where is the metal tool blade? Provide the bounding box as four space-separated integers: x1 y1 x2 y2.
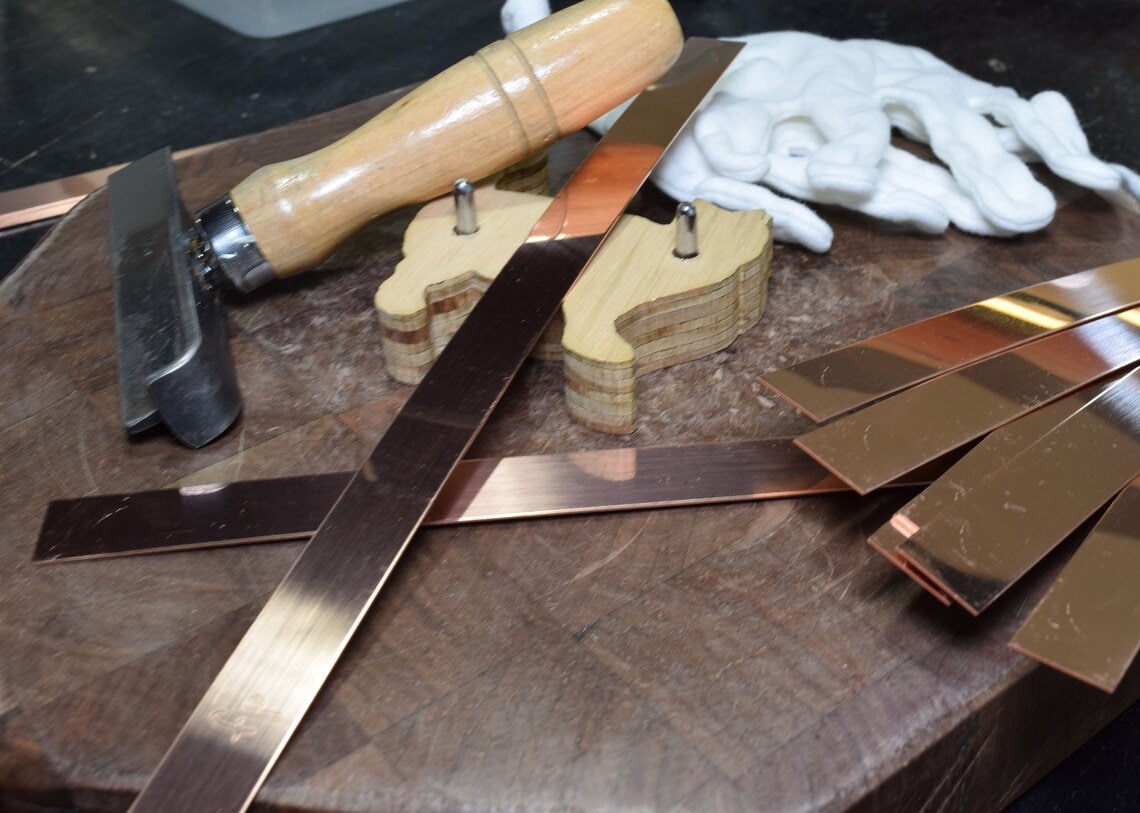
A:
109 148 240 448
128 39 743 812
35 437 948 563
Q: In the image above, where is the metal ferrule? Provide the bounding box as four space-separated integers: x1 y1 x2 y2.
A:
195 195 276 293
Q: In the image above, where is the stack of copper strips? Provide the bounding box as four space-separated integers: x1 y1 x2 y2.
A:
761 256 1140 693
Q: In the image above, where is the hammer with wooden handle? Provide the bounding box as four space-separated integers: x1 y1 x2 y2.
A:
109 0 682 447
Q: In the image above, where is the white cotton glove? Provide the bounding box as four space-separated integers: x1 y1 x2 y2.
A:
500 0 550 33
687 31 1133 250
500 3 1137 252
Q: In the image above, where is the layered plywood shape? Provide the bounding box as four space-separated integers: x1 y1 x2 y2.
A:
375 186 772 432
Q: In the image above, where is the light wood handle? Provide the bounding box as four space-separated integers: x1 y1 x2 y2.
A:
228 0 683 279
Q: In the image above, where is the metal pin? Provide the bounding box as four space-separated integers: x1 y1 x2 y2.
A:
674 201 698 259
453 178 478 235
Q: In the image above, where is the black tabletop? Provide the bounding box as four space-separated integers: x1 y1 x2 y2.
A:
2 0 1138 809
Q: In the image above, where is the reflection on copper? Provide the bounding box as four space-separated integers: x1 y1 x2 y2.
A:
35 437 941 563
0 142 225 230
866 383 1110 558
895 367 1140 615
796 309 1140 494
759 256 1140 421
127 38 743 813
1010 476 1140 693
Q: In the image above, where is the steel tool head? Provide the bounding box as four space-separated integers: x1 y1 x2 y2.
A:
102 1 688 450
109 148 240 448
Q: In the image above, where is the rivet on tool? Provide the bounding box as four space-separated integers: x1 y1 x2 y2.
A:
674 201 698 259
453 179 479 235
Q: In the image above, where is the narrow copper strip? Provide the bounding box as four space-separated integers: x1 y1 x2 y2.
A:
896 367 1140 615
796 308 1140 494
34 437 942 563
1010 476 1140 693
759 256 1140 421
127 41 741 813
866 382 1115 605
0 143 224 230
867 381 1112 559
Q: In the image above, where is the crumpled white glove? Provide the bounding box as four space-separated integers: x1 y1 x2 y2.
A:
501 1 1139 252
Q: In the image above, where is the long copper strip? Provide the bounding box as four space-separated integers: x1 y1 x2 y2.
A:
896 367 1140 615
126 40 740 813
34 437 945 563
1010 476 1140 693
0 143 224 231
759 256 1140 421
796 308 1140 494
866 380 1115 586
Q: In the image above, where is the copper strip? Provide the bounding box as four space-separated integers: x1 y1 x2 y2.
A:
866 381 1114 605
759 256 1140 421
866 381 1112 561
1010 476 1140 693
796 308 1140 494
895 367 1140 615
127 40 742 813
0 143 223 231
35 437 944 563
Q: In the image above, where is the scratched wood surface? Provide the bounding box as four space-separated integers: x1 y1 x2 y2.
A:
2 87 1139 812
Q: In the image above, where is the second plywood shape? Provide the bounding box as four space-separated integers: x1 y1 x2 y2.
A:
375 186 772 432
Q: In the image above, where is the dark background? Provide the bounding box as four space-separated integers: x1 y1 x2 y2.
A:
1 0 1137 808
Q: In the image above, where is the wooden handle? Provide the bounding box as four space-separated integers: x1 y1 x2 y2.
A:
228 0 682 279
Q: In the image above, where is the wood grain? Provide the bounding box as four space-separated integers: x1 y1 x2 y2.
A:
560 199 772 432
231 0 682 278
376 191 771 432
2 85 1140 811
374 185 552 384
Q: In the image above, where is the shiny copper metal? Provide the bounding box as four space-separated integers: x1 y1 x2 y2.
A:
760 256 1140 421
796 308 1140 494
866 383 1114 606
1010 475 1140 693
896 367 1140 615
128 39 743 813
866 382 1111 559
36 437 943 563
0 143 222 230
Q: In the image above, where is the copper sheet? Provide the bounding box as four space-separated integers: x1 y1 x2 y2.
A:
35 437 944 563
1010 476 1140 693
759 256 1140 421
796 309 1140 494
895 367 1140 615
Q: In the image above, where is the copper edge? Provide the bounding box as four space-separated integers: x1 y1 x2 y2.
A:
1010 475 1140 693
796 308 1140 494
865 380 1116 603
126 39 745 813
35 437 945 563
895 366 1140 615
0 143 223 231
759 256 1140 422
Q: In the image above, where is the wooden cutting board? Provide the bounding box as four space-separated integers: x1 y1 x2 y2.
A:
2 86 1138 812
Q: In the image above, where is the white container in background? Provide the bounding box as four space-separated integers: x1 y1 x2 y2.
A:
172 0 411 38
